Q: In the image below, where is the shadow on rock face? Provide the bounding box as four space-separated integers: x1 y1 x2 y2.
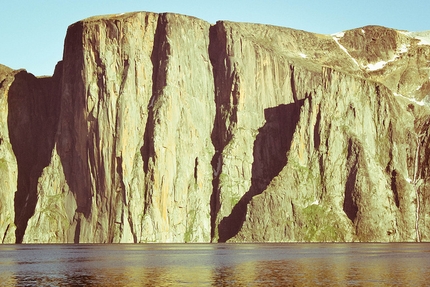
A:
8 69 61 243
218 101 304 242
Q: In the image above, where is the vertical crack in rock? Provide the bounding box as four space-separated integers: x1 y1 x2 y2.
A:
208 23 241 241
141 14 167 214
386 122 400 209
8 67 61 243
193 157 198 183
57 21 92 218
290 65 299 104
343 138 359 223
390 170 400 208
114 155 127 240
208 24 223 241
313 105 322 150
118 57 130 96
74 217 81 244
1 224 11 244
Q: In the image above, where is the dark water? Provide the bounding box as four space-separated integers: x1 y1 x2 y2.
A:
0 243 430 286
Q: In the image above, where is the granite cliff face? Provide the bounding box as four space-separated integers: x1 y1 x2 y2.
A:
1 12 430 243
0 65 17 243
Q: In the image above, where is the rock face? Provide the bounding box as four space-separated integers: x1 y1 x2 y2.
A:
0 65 18 243
1 12 430 243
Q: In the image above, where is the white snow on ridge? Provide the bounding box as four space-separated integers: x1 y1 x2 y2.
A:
366 61 388 71
410 31 430 45
331 30 411 72
364 43 409 71
299 52 307 58
414 99 426 106
416 36 430 46
393 92 426 106
331 31 345 38
332 32 360 67
399 30 430 46
398 43 409 53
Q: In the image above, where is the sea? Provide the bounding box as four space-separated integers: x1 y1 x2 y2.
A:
0 243 429 286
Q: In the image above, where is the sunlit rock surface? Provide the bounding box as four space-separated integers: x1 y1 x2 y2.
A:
0 65 17 243
1 12 430 242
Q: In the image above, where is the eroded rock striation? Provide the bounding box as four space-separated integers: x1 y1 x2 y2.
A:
1 12 430 243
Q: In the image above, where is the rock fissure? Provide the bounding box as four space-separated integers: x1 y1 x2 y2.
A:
343 138 360 223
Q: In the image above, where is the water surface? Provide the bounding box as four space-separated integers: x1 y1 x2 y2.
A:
0 243 429 286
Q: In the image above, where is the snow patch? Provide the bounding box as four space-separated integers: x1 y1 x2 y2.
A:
361 29 365 34
393 92 426 106
416 36 430 45
406 177 413 183
311 199 320 206
398 43 409 53
331 31 345 38
364 43 409 71
413 99 426 106
299 52 307 58
332 33 360 67
399 31 430 46
366 61 387 71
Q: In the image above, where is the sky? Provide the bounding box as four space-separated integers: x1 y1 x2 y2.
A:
1 0 429 76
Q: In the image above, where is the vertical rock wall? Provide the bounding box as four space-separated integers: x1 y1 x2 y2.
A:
0 63 61 244
2 13 430 243
0 65 17 243
209 21 320 241
233 68 421 242
23 12 216 243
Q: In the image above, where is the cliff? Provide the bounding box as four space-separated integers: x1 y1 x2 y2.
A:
1 12 430 243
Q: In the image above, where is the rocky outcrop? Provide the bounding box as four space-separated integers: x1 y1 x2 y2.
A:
25 12 215 243
233 69 418 242
1 12 430 243
0 65 18 243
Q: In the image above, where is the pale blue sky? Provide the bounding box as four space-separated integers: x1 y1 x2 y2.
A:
1 0 429 76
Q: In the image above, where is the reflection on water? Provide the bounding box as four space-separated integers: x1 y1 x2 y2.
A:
0 243 429 286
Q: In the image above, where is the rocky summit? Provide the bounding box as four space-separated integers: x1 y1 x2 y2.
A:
1 12 430 243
